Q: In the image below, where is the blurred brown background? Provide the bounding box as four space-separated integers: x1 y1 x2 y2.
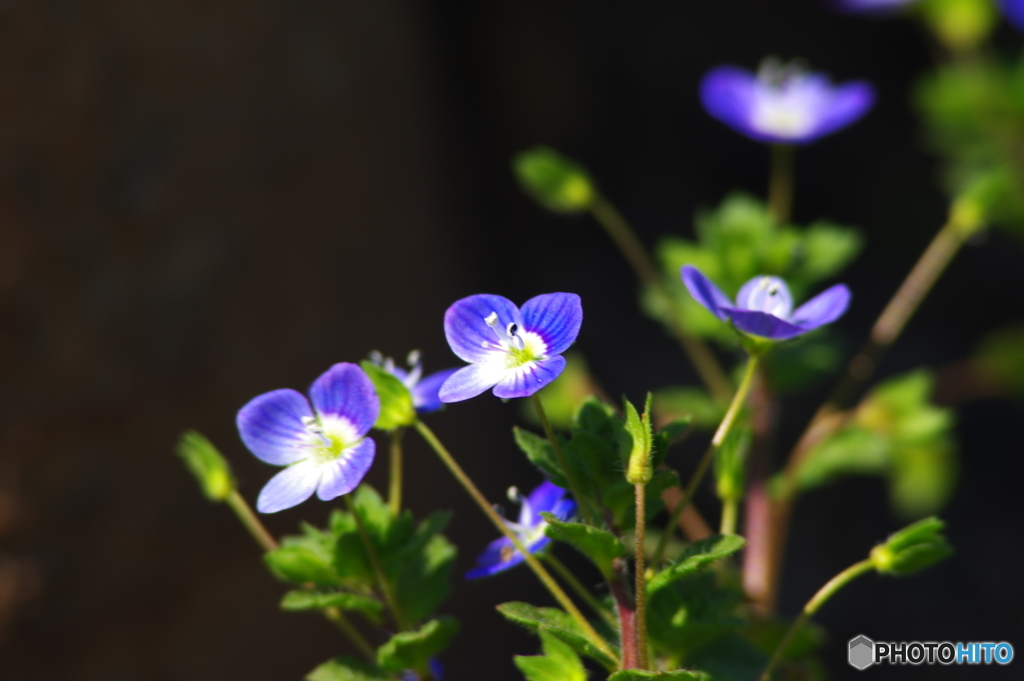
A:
0 1 1020 679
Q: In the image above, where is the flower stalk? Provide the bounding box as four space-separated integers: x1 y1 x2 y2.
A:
345 495 408 632
633 482 650 669
768 144 794 225
532 394 596 525
388 428 404 517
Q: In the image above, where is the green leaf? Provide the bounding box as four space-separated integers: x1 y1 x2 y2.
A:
647 535 746 596
796 222 863 283
513 147 595 213
514 427 568 488
607 671 707 681
377 616 459 674
175 430 234 501
306 657 391 681
647 570 744 657
360 361 415 430
265 525 342 587
514 630 588 681
541 513 625 580
394 532 457 624
870 516 953 576
280 590 383 620
496 602 618 671
653 388 725 430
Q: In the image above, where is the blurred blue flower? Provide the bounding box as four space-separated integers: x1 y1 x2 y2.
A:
700 60 875 145
439 293 582 402
1001 0 1024 30
371 350 458 414
402 658 444 681
832 0 918 13
466 481 576 579
682 265 851 341
237 363 379 513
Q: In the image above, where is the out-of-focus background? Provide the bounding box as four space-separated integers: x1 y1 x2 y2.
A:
0 1 1020 679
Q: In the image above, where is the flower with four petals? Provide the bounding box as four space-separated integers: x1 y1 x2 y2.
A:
466 481 576 579
237 363 380 513
682 264 851 341
439 293 582 402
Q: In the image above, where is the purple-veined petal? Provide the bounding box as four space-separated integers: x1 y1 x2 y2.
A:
438 361 508 403
492 356 567 399
720 307 808 341
308 363 380 436
256 459 320 513
1004 0 1024 31
237 388 314 465
790 284 851 330
520 293 583 356
700 66 761 141
681 265 732 319
444 294 523 363
810 81 875 140
520 481 570 526
316 437 376 500
736 276 793 317
465 536 524 579
411 367 459 413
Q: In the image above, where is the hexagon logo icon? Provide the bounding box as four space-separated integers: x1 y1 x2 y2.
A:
849 635 875 670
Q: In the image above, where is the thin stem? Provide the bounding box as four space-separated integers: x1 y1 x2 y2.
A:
757 559 873 681
532 394 595 526
543 553 617 628
652 354 759 566
720 498 739 535
226 490 279 552
322 606 378 661
589 195 733 403
413 419 616 662
388 428 404 516
633 483 649 670
609 559 638 670
345 496 407 631
767 144 794 225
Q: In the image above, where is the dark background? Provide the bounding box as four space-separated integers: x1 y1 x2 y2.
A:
0 1 1020 679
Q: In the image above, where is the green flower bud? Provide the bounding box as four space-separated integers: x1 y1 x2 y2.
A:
176 430 235 501
870 516 953 576
513 147 595 213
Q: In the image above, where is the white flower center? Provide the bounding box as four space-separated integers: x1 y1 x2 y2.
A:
483 311 549 368
302 415 361 465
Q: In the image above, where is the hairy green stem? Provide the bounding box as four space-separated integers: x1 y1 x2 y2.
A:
652 354 759 566
388 428 404 517
413 419 616 662
532 394 596 525
758 559 873 681
589 195 733 403
633 483 649 669
345 495 408 631
543 553 617 628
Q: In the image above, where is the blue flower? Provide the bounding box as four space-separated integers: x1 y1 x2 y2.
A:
1001 0 1024 31
237 363 380 513
439 293 582 402
402 659 444 681
466 481 576 579
700 60 875 145
371 350 458 414
682 265 851 341
832 0 918 13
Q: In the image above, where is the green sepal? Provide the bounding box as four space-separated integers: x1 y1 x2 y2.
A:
513 146 595 213
540 513 625 580
175 430 234 501
280 590 383 621
607 671 708 681
377 616 459 674
647 535 746 596
496 601 618 671
265 524 343 587
870 516 952 576
514 630 588 681
624 394 654 484
360 361 416 430
306 657 392 681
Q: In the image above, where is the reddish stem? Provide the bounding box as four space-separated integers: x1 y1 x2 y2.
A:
610 558 638 670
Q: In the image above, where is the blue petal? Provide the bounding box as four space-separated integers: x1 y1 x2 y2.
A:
465 536 525 579
700 66 761 141
492 356 566 399
520 481 569 526
308 363 380 436
810 81 875 141
256 459 320 513
444 294 523 363
1004 0 1024 31
316 437 376 501
411 368 459 412
681 265 732 319
549 498 577 524
720 307 807 340
237 388 314 465
438 362 508 403
790 284 851 330
520 293 583 356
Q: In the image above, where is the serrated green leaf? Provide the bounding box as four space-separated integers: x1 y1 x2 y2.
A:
360 361 415 430
541 514 625 580
306 657 391 681
377 616 459 673
647 535 746 596
497 602 618 671
395 532 457 623
514 427 568 488
513 147 595 213
265 525 342 586
514 630 588 681
647 570 745 656
607 671 707 681
280 590 382 619
176 430 234 501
